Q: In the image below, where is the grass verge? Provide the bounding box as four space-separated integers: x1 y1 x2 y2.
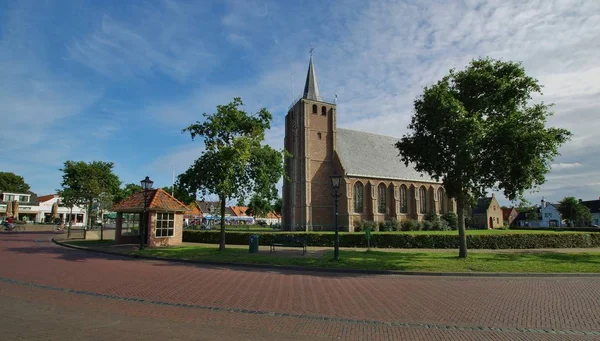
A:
132 245 600 273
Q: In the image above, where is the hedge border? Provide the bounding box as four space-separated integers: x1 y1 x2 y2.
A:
183 231 600 249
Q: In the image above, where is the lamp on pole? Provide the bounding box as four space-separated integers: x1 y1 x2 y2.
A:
330 172 342 261
140 176 154 250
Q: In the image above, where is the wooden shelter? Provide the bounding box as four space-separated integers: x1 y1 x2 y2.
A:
112 188 188 248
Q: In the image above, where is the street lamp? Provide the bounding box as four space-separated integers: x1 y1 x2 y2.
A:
140 176 154 250
330 172 342 261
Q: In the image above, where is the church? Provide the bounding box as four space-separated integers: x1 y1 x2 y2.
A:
282 56 457 232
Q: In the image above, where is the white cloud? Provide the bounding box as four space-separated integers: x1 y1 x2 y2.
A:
551 163 583 170
68 3 215 81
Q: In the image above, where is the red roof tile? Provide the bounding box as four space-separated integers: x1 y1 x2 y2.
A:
229 206 249 217
38 194 57 203
112 188 188 212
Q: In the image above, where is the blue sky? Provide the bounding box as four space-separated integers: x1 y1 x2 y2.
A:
1 0 599 206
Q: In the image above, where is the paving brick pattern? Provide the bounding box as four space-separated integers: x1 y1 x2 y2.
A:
1 232 600 340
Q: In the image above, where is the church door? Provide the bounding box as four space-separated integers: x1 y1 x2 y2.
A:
489 217 493 229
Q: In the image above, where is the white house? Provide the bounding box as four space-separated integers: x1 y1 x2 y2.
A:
37 194 87 226
514 199 562 228
539 199 562 228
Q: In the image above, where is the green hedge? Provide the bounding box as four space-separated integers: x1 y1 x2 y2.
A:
183 231 600 249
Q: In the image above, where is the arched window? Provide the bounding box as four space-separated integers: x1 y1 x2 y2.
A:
321 106 327 116
419 186 427 214
312 104 317 114
400 185 408 213
317 132 322 140
353 182 364 213
377 183 386 213
437 188 445 214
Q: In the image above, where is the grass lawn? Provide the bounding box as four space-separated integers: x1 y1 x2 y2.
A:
133 245 600 273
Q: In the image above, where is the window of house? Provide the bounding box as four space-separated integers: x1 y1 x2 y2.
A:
5 195 14 202
437 188 444 214
321 106 327 116
400 185 408 213
377 183 386 214
122 213 140 236
419 187 427 214
317 132 322 139
19 196 28 202
312 104 317 114
353 182 364 213
156 212 175 237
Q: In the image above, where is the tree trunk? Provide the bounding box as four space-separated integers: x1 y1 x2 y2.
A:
100 209 104 241
219 195 226 251
457 195 467 258
67 206 73 238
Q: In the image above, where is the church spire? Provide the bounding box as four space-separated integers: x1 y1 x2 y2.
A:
303 54 321 101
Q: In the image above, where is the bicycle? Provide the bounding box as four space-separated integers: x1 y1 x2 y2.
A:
3 223 25 232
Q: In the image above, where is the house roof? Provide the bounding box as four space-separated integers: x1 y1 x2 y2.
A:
472 197 492 214
37 194 56 203
112 188 188 212
501 207 517 220
229 206 248 217
195 200 221 214
581 199 600 213
266 212 281 219
335 128 439 183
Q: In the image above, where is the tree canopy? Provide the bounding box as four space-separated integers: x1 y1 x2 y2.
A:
246 194 272 217
558 197 592 227
0 172 31 193
161 181 196 204
179 97 284 250
59 161 121 228
395 58 571 258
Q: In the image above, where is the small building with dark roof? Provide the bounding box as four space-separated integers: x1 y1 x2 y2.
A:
471 194 504 229
112 188 188 247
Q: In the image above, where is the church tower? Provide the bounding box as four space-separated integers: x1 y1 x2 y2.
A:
282 56 337 231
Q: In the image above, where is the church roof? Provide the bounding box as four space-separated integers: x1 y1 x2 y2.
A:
336 128 439 183
303 55 321 101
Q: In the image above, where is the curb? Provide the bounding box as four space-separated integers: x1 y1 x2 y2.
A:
51 237 600 278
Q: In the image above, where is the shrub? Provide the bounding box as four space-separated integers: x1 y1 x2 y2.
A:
362 220 378 232
183 230 600 249
380 219 401 232
421 220 433 231
442 213 458 230
353 219 363 232
424 211 438 222
400 219 422 231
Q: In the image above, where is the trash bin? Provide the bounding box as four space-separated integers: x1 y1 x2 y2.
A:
249 234 260 253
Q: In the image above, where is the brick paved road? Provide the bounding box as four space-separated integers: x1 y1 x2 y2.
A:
1 232 599 340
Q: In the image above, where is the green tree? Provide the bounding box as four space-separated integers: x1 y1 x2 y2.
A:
114 183 142 204
558 197 592 227
179 97 283 250
162 181 196 204
0 172 31 193
236 197 246 207
59 161 122 229
272 197 282 215
246 194 272 217
395 58 571 258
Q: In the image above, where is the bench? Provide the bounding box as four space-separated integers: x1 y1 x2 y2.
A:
270 236 307 255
